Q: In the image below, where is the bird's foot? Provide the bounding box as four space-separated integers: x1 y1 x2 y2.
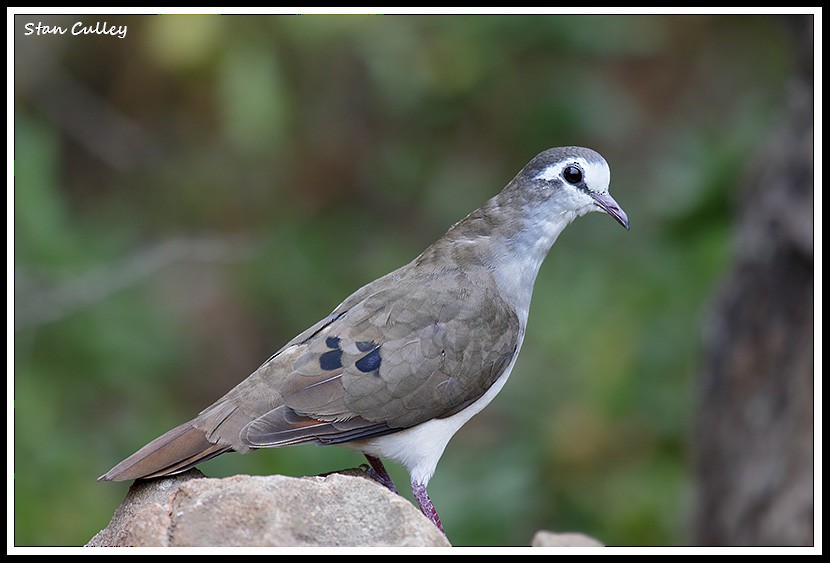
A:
362 454 398 495
411 481 445 535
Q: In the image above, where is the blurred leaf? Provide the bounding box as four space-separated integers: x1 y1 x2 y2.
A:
14 114 73 266
143 14 223 71
218 39 291 155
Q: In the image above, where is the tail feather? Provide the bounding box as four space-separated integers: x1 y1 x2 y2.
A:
98 421 230 482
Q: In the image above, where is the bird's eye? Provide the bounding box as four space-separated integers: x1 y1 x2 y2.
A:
563 165 583 185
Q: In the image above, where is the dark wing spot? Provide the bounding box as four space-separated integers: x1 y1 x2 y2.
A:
355 340 375 352
319 348 343 371
355 347 381 374
325 336 341 349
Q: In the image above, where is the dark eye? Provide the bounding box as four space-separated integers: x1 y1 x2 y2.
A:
563 165 583 185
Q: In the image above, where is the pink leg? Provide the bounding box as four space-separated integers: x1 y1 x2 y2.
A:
411 481 445 534
364 454 398 495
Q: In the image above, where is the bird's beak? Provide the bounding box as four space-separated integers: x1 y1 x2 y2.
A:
590 191 630 230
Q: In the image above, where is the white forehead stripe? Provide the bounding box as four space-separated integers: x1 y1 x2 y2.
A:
534 156 611 192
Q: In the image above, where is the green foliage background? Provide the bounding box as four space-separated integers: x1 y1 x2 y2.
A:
13 14 804 546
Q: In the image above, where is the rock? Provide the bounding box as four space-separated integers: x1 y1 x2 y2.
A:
87 469 450 547
531 530 605 547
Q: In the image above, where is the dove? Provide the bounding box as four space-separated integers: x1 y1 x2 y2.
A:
99 146 629 534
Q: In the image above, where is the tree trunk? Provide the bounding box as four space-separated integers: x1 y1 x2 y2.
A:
692 16 814 547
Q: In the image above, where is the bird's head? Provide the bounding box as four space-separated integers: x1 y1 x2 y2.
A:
520 146 630 231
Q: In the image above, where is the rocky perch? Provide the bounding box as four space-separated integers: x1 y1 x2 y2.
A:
87 469 603 548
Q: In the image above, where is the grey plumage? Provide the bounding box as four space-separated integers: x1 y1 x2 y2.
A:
101 245 520 479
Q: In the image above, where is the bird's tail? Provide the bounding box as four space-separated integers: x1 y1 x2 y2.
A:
98 421 229 482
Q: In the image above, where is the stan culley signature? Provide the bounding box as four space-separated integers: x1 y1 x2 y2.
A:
23 21 128 39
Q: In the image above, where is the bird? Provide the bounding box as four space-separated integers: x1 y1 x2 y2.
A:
99 146 629 535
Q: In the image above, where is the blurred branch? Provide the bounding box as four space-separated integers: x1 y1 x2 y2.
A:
14 236 255 332
21 60 160 171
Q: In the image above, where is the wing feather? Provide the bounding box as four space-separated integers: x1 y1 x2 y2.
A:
236 270 520 447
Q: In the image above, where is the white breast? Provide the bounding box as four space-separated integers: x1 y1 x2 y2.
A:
350 341 522 486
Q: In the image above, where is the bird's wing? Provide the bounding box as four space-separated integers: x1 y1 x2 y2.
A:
218 268 520 449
